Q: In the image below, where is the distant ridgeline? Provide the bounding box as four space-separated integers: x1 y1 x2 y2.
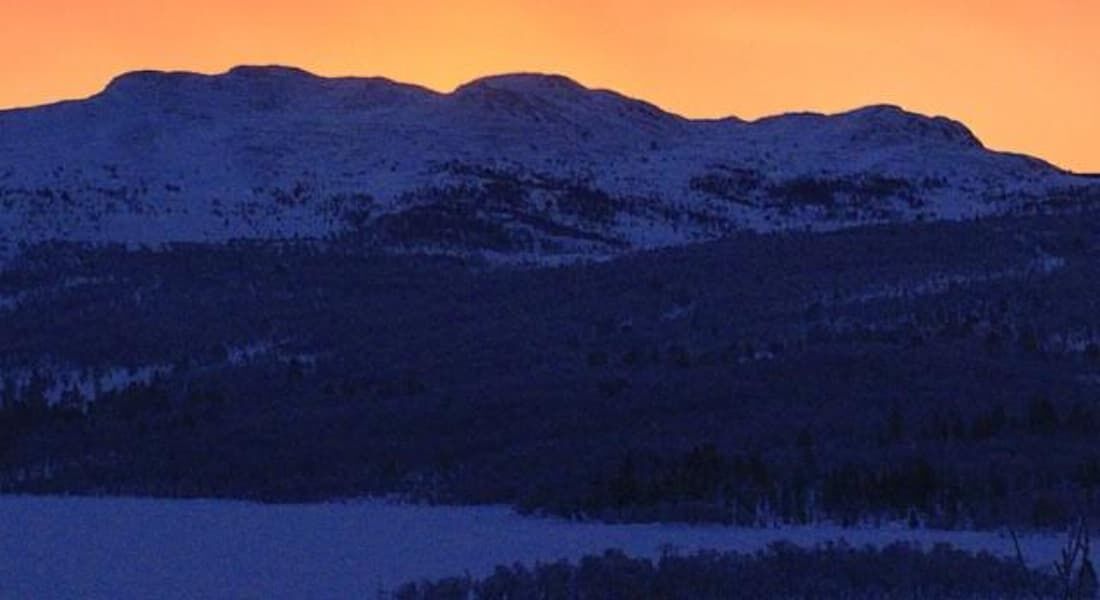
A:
0 65 1097 263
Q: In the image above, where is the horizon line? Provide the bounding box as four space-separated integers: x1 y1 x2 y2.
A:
4 63 1096 176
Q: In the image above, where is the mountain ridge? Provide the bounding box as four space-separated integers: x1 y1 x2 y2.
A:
5 66 994 143
0 64 1095 262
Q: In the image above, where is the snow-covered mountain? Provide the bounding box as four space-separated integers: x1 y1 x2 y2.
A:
1 65 1095 261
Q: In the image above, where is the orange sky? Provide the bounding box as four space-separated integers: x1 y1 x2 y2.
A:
1 0 1097 172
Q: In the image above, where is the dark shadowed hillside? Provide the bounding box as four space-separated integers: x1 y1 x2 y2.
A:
4 208 1100 529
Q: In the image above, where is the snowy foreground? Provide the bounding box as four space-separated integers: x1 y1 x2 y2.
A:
1 496 1067 599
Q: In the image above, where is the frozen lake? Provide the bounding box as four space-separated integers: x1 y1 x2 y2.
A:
0 496 1068 599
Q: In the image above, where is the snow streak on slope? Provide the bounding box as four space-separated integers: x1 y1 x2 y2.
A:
0 496 1070 599
0 66 1096 262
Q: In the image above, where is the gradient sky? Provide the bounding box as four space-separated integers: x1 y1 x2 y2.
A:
2 0 1096 172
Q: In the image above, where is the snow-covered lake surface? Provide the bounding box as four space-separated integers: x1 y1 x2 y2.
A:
0 496 1067 599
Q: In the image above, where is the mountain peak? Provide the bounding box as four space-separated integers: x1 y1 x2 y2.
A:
450 72 682 136
455 73 587 95
102 69 207 96
837 104 983 148
845 103 906 115
97 65 434 113
225 65 318 80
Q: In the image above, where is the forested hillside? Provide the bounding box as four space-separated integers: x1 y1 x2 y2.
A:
4 210 1100 528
